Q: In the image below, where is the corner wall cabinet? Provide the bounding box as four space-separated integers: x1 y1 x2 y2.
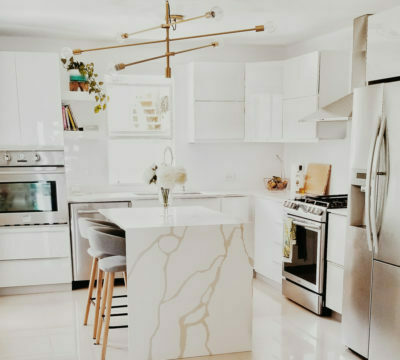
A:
0 52 63 148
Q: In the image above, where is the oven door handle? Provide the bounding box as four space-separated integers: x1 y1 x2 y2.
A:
0 167 65 175
292 220 322 231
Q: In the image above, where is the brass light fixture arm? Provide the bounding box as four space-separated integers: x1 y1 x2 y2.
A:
72 25 264 55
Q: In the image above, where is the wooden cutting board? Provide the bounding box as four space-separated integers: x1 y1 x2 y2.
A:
304 163 332 195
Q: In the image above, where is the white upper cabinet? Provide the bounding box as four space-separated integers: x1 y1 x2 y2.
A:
367 7 400 82
283 51 320 99
192 62 244 101
283 96 318 140
0 52 20 147
185 62 245 142
0 52 63 148
16 52 63 147
245 62 283 141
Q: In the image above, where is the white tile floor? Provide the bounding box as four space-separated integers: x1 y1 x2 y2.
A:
0 279 362 360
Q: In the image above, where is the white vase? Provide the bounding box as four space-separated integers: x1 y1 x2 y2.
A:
159 187 173 208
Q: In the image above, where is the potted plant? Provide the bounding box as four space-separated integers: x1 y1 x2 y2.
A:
61 56 108 113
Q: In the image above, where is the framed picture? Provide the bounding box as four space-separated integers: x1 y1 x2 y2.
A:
106 75 173 138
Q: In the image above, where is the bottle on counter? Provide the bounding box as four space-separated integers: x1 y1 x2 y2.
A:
295 165 305 195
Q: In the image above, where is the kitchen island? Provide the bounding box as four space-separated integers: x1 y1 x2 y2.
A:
99 206 253 360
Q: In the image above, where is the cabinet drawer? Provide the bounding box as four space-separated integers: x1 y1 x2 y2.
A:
327 213 347 266
194 101 245 140
0 258 72 287
326 262 344 314
0 225 70 260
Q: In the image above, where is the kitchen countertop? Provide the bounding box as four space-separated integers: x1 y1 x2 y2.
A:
328 208 348 216
99 205 244 230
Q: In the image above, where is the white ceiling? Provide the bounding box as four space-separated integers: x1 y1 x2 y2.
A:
0 0 398 45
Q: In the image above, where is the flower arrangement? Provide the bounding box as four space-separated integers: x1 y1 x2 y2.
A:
144 164 187 208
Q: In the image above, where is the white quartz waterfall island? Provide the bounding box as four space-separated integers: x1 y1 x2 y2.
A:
99 206 253 360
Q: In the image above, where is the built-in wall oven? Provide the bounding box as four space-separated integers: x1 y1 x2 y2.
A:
0 150 67 226
282 195 347 315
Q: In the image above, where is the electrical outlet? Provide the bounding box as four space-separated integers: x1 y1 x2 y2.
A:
225 172 236 183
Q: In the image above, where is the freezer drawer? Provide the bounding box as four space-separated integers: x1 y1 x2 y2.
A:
370 260 400 360
70 201 131 282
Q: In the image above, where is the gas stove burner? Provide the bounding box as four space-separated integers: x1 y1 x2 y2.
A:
295 194 348 209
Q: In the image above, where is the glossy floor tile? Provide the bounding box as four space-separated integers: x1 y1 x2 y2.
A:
0 279 362 360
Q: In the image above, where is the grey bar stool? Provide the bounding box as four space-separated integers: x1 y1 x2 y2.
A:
87 226 127 360
78 218 118 337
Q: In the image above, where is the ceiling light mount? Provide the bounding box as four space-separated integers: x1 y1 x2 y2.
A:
63 0 264 78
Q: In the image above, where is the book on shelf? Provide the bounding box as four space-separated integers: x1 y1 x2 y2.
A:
62 104 81 131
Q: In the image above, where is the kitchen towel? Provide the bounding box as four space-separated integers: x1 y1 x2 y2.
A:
283 218 296 263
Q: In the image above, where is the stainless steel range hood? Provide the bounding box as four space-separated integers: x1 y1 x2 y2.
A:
302 14 370 122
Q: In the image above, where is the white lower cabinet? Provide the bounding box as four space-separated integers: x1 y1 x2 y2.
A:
325 212 347 314
326 261 344 314
0 225 72 288
254 197 284 284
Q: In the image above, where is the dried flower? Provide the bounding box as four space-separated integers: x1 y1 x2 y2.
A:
143 164 157 185
157 164 177 189
175 167 187 185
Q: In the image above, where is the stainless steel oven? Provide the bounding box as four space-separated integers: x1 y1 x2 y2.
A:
282 214 326 294
0 150 67 226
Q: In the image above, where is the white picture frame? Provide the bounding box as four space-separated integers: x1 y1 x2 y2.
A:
106 75 173 139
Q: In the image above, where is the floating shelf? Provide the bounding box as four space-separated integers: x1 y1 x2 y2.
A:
63 131 101 140
62 91 95 102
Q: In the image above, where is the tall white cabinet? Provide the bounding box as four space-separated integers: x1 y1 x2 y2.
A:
0 52 63 148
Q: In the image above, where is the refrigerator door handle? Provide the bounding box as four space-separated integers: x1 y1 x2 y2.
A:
370 115 387 254
365 116 381 252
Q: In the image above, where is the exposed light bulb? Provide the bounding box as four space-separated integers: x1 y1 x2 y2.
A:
209 6 223 21
115 32 129 44
264 21 277 33
60 47 73 60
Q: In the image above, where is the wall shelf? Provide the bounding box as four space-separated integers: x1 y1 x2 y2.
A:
63 131 101 140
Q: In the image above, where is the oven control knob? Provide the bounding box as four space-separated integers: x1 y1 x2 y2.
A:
4 153 11 161
33 153 40 161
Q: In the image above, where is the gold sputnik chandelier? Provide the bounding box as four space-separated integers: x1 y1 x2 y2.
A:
62 1 265 78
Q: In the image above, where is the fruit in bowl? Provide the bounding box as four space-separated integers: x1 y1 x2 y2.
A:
264 176 288 191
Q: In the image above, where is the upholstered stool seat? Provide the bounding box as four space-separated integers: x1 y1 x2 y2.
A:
87 248 110 259
99 255 127 273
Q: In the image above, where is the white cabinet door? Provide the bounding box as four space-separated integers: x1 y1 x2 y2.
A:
327 213 347 266
192 62 244 101
15 52 63 147
326 261 344 314
193 101 245 141
282 96 318 140
283 51 319 99
245 62 283 141
367 8 400 82
220 196 250 221
254 197 284 283
0 52 21 146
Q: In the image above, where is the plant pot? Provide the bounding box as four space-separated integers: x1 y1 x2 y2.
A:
158 187 173 208
69 81 89 92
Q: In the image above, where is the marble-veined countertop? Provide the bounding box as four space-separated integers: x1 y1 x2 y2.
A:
99 205 245 230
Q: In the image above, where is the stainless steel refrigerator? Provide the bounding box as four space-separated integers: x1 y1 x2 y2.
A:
342 81 400 359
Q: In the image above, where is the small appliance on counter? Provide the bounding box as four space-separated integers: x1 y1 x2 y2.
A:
282 194 348 315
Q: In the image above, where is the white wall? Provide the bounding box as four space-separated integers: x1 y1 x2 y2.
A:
0 35 285 192
283 27 354 194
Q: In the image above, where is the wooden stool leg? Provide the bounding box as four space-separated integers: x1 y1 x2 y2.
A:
93 268 104 339
123 271 127 288
96 271 109 344
102 272 115 360
84 257 98 325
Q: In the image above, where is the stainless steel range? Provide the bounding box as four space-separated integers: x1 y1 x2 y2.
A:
282 194 347 315
0 150 68 226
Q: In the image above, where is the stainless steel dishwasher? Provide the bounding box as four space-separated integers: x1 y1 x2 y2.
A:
69 201 131 288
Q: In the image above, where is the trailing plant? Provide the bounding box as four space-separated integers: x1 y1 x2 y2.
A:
61 56 108 113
